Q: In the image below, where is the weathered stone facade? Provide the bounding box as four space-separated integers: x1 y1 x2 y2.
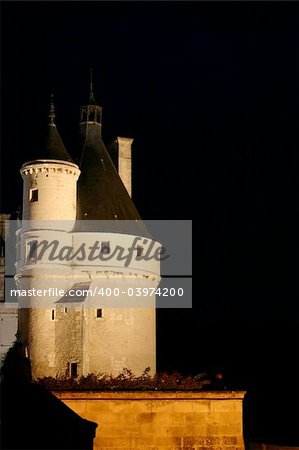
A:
55 390 246 450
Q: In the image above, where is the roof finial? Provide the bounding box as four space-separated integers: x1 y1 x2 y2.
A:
49 93 55 126
89 68 96 104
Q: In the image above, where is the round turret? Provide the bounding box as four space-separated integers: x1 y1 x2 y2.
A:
17 97 81 378
21 96 80 228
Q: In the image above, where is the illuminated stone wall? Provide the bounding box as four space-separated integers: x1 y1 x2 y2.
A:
20 161 80 223
55 390 246 450
18 156 158 378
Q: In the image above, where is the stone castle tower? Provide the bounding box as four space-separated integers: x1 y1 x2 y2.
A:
16 79 160 379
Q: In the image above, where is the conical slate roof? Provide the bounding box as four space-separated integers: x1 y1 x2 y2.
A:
76 76 150 237
43 124 74 163
41 96 74 163
76 73 141 221
29 96 74 164
77 122 141 221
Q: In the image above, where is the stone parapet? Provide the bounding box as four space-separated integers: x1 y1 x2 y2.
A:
55 390 246 450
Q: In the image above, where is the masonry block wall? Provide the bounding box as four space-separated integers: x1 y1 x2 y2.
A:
55 390 246 450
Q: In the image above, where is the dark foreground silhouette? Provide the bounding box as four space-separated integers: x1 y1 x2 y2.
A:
0 344 98 450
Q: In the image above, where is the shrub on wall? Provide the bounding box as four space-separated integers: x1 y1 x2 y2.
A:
38 367 212 391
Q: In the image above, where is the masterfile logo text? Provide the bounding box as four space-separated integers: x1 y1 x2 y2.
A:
4 220 192 308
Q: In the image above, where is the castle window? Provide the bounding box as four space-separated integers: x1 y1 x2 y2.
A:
81 108 87 122
0 236 5 258
70 362 78 378
101 241 110 254
26 240 38 263
95 111 101 123
51 309 56 321
88 110 95 122
29 188 38 202
96 308 103 318
64 307 68 313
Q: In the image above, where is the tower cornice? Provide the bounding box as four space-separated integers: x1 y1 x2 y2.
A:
20 160 80 179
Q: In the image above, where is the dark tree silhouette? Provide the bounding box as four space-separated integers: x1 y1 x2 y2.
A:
0 342 98 450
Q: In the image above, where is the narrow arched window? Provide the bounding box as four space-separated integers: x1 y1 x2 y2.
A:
88 110 95 122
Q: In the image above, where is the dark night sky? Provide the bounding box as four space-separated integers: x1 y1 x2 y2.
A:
1 1 299 444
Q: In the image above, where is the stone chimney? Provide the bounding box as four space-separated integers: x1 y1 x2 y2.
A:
117 137 133 197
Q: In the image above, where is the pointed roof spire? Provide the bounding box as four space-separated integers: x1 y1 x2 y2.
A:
89 68 96 104
43 93 74 162
49 93 56 126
